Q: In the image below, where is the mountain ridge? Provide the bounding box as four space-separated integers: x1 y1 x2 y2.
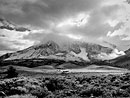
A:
0 40 124 62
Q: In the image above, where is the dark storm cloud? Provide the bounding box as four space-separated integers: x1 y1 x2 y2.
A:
0 0 48 27
0 0 103 28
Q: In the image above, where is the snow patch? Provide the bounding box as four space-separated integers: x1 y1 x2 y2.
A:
71 48 90 61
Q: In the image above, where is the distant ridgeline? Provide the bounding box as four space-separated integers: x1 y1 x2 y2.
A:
0 40 129 69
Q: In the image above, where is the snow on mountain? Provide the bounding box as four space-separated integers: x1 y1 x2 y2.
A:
71 48 90 61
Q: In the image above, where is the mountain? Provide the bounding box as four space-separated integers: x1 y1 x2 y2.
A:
108 48 130 69
125 48 130 55
0 40 124 62
0 18 30 32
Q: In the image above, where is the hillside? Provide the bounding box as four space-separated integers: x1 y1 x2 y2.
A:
0 40 122 61
108 48 130 69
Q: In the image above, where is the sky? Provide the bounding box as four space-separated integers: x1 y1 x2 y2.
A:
0 0 130 55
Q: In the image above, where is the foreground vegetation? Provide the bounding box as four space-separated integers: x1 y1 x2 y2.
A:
1 72 130 98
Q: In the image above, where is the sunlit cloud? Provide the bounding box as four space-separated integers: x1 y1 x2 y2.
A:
31 29 52 34
59 33 83 40
107 31 114 37
0 29 34 50
106 20 119 27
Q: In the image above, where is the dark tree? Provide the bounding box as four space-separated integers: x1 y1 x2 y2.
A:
6 66 18 78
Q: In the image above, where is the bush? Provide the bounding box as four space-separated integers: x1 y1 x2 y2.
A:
2 72 130 97
112 89 130 97
6 66 18 78
45 78 66 91
8 87 27 95
79 87 103 97
30 87 50 98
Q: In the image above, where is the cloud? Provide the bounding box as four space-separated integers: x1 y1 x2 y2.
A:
0 0 101 27
57 13 90 28
105 0 130 41
0 0 47 14
59 33 83 40
0 0 130 54
22 0 127 46
97 48 125 60
106 20 120 27
107 22 130 41
0 29 34 52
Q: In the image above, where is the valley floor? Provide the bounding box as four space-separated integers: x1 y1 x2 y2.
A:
1 65 130 98
1 65 129 76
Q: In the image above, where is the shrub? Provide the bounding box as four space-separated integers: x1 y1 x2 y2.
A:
6 66 18 78
45 78 66 91
112 89 130 97
30 87 50 98
79 87 103 97
8 87 27 95
102 92 113 98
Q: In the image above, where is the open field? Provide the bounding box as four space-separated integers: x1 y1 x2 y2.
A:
0 65 130 79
